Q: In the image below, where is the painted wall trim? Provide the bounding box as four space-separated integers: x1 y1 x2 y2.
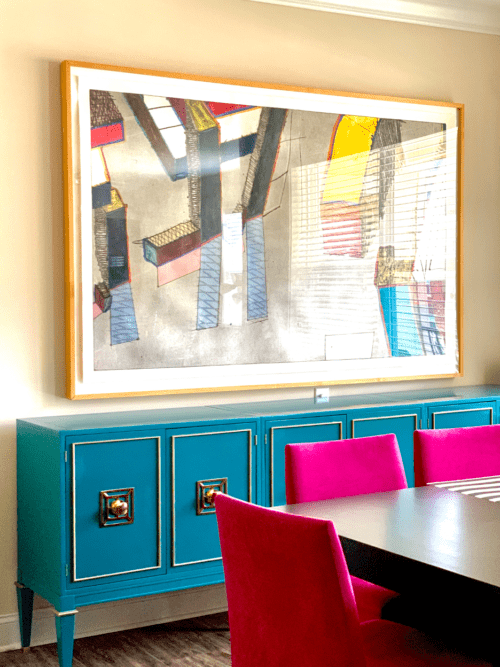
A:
247 0 500 35
0 585 227 653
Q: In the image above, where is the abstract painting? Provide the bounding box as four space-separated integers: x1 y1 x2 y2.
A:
62 62 462 398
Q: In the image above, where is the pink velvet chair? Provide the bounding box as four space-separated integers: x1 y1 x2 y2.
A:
414 424 500 487
285 434 406 622
215 493 490 667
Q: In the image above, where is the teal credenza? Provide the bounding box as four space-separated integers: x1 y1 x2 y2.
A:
16 385 500 666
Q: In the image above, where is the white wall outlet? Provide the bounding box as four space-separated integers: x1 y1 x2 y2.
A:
314 387 330 403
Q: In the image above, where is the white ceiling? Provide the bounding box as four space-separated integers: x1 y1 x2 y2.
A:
248 0 500 35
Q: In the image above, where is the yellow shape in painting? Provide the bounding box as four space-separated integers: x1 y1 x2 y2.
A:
185 100 218 132
104 188 124 213
323 116 379 204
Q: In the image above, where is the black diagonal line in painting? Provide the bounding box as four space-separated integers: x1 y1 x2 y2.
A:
245 108 288 220
262 109 295 217
124 93 180 181
371 118 404 219
270 172 287 184
278 134 307 144
239 108 270 211
262 206 282 218
184 100 221 244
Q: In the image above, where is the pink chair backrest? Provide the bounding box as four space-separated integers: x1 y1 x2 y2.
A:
285 434 407 504
414 424 500 486
215 493 366 667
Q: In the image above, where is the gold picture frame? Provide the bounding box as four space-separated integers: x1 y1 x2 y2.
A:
61 60 463 399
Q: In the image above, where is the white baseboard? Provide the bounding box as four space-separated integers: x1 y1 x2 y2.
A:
0 584 228 654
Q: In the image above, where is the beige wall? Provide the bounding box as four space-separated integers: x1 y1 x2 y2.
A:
2 0 500 618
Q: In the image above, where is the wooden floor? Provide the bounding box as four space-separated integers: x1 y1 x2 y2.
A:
1 613 231 666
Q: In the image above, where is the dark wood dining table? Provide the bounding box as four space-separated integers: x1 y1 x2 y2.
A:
274 486 500 605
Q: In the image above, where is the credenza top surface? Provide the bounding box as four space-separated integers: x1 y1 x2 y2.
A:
16 385 500 434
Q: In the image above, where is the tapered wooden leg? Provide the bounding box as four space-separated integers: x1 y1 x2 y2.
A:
15 582 34 649
54 611 77 667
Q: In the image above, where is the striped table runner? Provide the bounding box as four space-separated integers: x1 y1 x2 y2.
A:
430 475 500 501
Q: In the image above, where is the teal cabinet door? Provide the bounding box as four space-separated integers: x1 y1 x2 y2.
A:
349 409 421 487
265 415 346 507
69 432 163 584
428 402 496 430
170 422 257 568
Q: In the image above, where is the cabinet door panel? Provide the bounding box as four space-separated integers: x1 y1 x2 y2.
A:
429 402 495 430
171 424 255 567
268 416 346 507
350 411 420 487
70 433 162 583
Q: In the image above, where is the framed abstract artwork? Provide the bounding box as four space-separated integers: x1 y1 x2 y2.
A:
61 61 463 399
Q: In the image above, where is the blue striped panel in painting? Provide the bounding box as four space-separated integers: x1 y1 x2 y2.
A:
110 282 139 345
246 216 268 321
197 236 221 330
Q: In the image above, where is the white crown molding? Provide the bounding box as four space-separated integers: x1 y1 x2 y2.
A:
248 0 500 35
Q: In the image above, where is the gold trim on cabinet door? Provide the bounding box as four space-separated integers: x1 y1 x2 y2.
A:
431 407 493 429
269 421 343 507
71 436 162 582
171 429 253 567
351 413 419 439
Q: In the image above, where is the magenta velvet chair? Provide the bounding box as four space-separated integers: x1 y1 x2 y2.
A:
215 493 490 667
285 434 406 622
414 424 500 487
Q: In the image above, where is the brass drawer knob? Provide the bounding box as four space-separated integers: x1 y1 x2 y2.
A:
204 488 217 506
99 489 134 526
196 478 228 514
109 498 128 517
